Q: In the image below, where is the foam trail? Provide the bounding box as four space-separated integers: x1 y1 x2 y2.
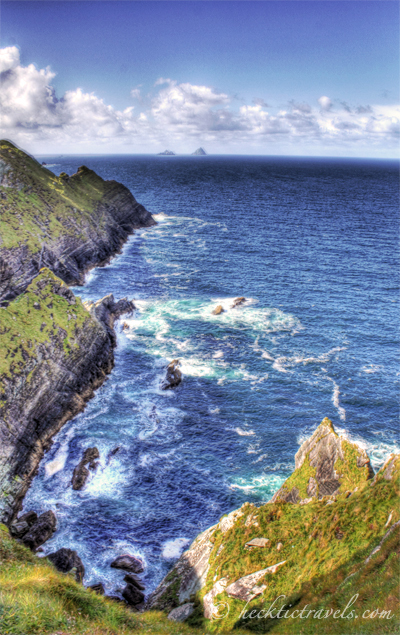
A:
327 377 346 421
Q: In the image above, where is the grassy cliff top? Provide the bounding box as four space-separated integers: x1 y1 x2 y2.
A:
0 523 214 635
192 454 400 632
0 268 96 393
0 139 110 253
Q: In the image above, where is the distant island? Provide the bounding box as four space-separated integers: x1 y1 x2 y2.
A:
191 147 207 156
157 150 176 156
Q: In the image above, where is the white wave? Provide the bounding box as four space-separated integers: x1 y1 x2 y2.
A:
362 364 383 374
234 427 255 437
334 427 400 471
162 537 190 559
213 350 224 358
327 376 346 421
272 357 291 373
230 473 285 495
209 407 220 414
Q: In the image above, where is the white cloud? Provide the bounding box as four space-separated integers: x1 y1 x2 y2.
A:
0 47 398 155
318 96 332 111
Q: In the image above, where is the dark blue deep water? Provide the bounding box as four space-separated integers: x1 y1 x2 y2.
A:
25 156 399 595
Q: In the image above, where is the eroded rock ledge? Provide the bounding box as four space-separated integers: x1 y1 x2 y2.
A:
0 269 135 523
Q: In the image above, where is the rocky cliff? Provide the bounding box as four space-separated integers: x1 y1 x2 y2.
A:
0 268 135 523
147 419 400 632
0 140 156 305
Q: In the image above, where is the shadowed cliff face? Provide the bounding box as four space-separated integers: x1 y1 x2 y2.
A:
0 140 156 305
0 269 134 523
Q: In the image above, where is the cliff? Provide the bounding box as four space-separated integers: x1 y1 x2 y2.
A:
147 419 400 632
0 140 156 305
0 268 134 523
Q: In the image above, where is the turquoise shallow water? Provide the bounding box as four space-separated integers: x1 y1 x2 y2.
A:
25 156 399 595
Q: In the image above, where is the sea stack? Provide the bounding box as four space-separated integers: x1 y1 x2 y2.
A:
191 147 207 156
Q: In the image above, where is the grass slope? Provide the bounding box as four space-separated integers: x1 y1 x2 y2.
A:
0 139 107 254
0 524 208 635
184 455 400 633
0 268 95 394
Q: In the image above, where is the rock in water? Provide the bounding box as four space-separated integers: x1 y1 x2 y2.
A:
88 582 105 595
22 510 56 551
212 305 224 315
110 554 145 573
231 297 246 308
47 547 85 582
158 150 176 156
122 583 145 606
161 360 182 390
124 573 145 590
72 447 100 490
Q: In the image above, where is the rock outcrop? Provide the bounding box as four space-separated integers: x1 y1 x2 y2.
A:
161 359 182 390
0 269 135 523
148 420 396 627
0 140 156 305
110 554 145 573
158 150 176 156
271 417 374 503
72 447 100 490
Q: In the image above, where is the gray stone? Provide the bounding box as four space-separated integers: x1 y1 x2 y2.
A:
225 561 286 603
212 305 224 315
245 537 270 548
111 554 144 573
168 603 194 622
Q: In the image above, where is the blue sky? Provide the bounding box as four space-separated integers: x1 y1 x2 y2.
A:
0 1 399 156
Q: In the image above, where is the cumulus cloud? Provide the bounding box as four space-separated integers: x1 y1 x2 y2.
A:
0 46 398 154
318 95 332 111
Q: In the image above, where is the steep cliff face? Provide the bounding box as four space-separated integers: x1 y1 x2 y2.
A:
0 269 134 523
0 140 156 304
147 420 399 632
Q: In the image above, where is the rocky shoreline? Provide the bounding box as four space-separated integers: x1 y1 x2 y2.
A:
0 141 157 525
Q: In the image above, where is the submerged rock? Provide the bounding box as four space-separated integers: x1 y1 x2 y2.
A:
231 296 246 308
111 554 145 573
47 547 85 582
72 447 100 490
22 510 56 551
212 305 224 315
161 359 182 390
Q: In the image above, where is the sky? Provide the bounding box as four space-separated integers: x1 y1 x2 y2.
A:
0 0 399 157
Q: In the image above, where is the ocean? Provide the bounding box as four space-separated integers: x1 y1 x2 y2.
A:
24 155 399 595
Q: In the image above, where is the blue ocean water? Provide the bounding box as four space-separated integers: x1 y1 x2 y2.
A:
25 156 399 596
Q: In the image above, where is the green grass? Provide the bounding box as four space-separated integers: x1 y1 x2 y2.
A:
185 455 400 633
0 268 98 391
0 140 108 254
